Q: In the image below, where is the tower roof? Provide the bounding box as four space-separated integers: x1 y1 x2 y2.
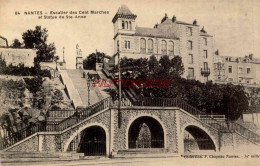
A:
112 5 137 23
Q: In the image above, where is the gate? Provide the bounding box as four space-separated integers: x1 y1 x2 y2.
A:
78 140 106 156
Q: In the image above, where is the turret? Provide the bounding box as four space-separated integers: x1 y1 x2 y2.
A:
112 5 137 36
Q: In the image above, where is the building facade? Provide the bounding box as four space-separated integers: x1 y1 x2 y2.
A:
214 53 260 87
112 5 215 83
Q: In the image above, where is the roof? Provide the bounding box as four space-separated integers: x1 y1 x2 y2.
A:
200 32 213 37
176 20 198 26
116 5 134 15
135 27 178 39
112 5 137 23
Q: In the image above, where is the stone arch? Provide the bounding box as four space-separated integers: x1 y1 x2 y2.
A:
180 123 218 153
126 113 167 149
63 122 109 156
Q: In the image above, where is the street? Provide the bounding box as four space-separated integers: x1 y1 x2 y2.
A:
2 156 260 166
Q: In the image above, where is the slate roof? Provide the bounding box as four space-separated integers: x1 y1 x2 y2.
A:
116 5 135 15
112 5 137 23
135 27 178 39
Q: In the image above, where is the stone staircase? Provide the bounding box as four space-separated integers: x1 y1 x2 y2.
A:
114 149 178 158
66 69 102 105
0 151 85 163
59 70 83 108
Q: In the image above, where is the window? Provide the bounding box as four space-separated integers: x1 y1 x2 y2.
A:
168 41 174 55
126 21 128 29
187 27 192 36
125 41 127 49
140 38 146 53
203 38 207 45
239 77 243 83
161 40 167 55
128 41 130 49
247 68 251 74
129 21 132 30
124 41 130 49
238 67 243 74
204 50 208 58
122 21 125 29
188 68 194 79
148 39 153 53
188 54 193 64
188 41 192 50
203 62 208 69
228 66 232 73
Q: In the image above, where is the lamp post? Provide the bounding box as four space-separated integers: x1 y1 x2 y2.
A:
87 72 91 106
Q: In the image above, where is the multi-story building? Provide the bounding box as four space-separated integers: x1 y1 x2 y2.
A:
214 53 260 87
111 5 215 83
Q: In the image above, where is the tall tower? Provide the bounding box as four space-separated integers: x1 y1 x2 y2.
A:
112 5 137 35
76 44 83 69
112 5 137 53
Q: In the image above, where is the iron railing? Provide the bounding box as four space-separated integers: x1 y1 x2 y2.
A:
2 96 260 149
1 97 111 149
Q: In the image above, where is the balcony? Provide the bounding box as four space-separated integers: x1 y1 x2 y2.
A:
148 49 153 53
140 48 146 54
201 68 210 77
161 50 167 55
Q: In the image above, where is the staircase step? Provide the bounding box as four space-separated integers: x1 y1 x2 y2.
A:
114 149 177 158
1 152 85 163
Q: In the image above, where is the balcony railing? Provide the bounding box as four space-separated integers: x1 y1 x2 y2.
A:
140 48 146 53
161 50 167 55
148 49 153 53
201 68 210 76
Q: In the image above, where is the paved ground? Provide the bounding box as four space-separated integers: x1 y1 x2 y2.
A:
2 156 260 166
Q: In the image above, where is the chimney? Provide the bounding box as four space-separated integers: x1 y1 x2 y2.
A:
154 23 158 28
249 54 253 60
193 19 197 25
161 13 168 23
172 15 176 22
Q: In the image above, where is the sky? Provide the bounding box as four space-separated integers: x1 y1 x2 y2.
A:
0 0 260 69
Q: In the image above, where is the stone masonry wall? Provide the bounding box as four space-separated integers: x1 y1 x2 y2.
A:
112 108 178 153
6 134 39 152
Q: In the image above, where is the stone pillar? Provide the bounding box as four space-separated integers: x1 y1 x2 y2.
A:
219 131 235 153
110 109 115 155
38 134 43 152
175 110 183 154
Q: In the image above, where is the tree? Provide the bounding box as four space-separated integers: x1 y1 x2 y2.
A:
51 88 64 106
170 56 184 77
247 87 260 112
83 51 111 70
110 55 248 121
22 26 56 62
11 39 22 48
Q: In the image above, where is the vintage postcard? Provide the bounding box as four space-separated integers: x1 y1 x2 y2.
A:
0 0 260 165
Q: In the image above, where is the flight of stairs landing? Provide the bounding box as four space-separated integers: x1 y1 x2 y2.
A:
113 148 178 158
